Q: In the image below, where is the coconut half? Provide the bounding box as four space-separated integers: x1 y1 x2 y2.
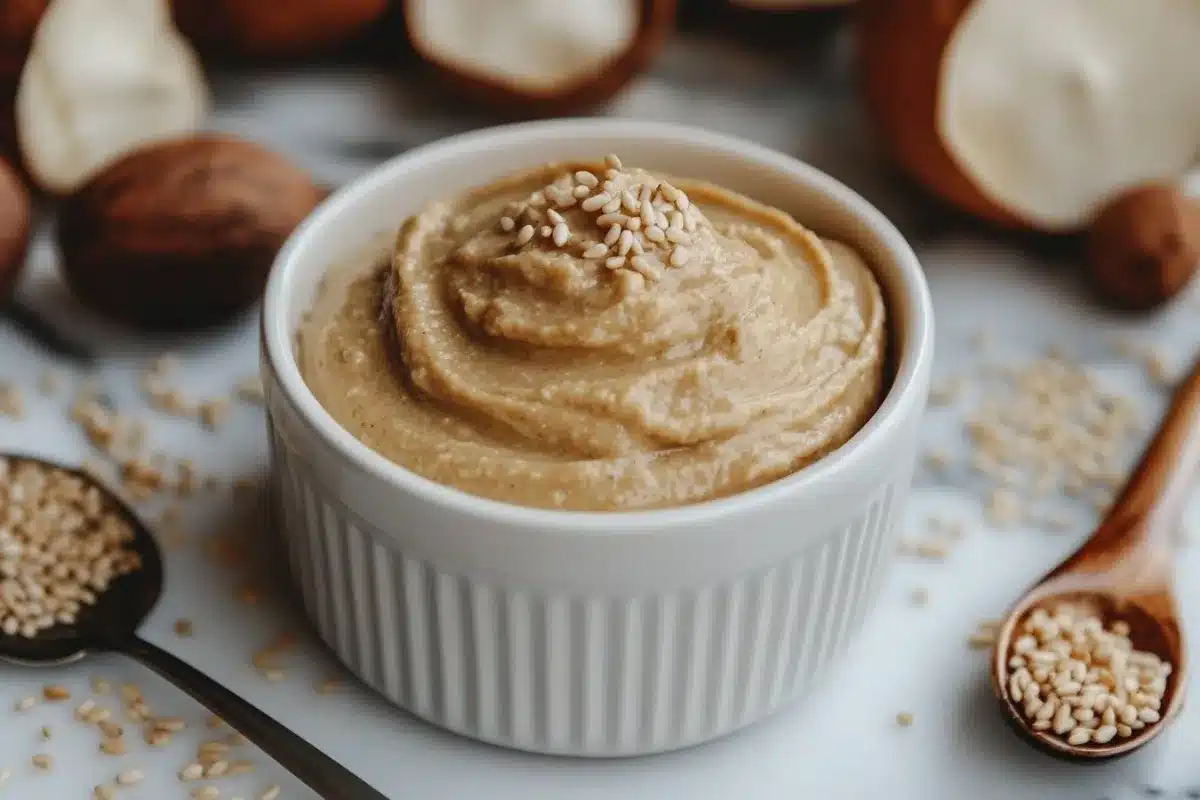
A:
860 0 1200 232
405 0 676 113
16 0 208 195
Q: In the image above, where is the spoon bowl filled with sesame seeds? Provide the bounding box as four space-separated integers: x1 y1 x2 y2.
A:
0 454 389 799
990 355 1200 761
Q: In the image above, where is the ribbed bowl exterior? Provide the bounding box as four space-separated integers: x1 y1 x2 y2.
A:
266 403 910 756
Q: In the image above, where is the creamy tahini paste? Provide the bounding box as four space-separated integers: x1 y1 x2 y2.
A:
299 159 886 511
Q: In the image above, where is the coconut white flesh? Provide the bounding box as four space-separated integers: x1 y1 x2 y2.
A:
408 0 639 93
939 0 1200 231
16 0 208 194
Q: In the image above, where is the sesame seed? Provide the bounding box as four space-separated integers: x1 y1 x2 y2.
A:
629 256 662 281
670 248 691 268
116 769 144 786
546 209 564 225
601 196 623 214
206 760 230 778
43 685 70 702
596 213 630 229
896 712 914 727
499 216 515 232
15 696 36 712
605 257 627 270
580 193 611 212
193 788 221 800
31 754 52 771
571 184 591 199
539 226 552 238
603 224 622 247
94 786 116 800
645 227 666 243
617 230 634 256
515 225 535 246
575 171 598 187
626 216 642 231
180 763 205 781
552 224 570 247
910 588 929 607
604 154 623 170
583 244 609 259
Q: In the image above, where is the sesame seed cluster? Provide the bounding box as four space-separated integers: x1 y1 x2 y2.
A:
498 154 707 282
0 458 141 638
1006 604 1170 747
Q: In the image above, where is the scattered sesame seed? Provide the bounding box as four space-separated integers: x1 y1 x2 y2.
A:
604 256 626 270
604 154 623 170
896 712 914 727
15 696 36 713
515 225 535 246
499 216 515 232
669 247 691 267
193 788 221 800
94 785 117 800
583 244 609 259
180 763 205 782
31 754 52 771
101 737 127 756
572 185 591 199
43 685 70 702
116 769 144 786
910 588 929 607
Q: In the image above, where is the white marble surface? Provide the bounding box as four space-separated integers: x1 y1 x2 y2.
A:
3 28 1200 800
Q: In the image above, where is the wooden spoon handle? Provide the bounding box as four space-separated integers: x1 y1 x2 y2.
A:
1074 355 1200 572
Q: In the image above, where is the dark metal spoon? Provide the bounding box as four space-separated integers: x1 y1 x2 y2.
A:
0 454 388 800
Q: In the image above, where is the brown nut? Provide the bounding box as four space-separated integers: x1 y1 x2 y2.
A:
1086 184 1200 312
57 134 326 330
0 155 30 301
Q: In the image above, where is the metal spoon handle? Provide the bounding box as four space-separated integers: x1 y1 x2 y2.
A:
121 635 389 800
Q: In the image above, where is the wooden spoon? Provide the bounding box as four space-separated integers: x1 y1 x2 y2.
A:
991 355 1200 761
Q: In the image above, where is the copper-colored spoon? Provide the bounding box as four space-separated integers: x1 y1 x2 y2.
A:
991 355 1200 761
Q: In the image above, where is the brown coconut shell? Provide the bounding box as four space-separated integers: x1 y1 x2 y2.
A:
0 0 46 169
0 156 30 302
171 0 390 60
857 0 1025 230
405 0 678 116
683 0 849 45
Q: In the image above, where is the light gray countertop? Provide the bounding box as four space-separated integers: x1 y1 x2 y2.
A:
3 28 1200 800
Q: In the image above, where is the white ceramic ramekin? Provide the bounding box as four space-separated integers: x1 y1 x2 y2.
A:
261 119 933 757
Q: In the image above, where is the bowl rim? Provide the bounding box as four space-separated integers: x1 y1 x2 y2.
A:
263 118 934 534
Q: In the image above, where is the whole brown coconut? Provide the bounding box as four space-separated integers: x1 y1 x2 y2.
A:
0 156 30 301
57 135 326 330
1087 185 1200 312
171 0 389 59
